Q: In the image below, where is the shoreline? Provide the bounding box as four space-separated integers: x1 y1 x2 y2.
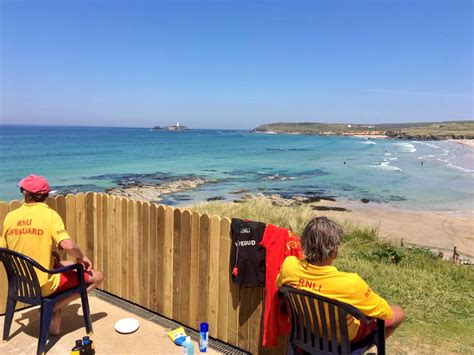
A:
202 194 474 261
103 178 474 259
447 139 474 148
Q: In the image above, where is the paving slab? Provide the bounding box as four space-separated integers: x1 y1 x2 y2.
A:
0 293 222 354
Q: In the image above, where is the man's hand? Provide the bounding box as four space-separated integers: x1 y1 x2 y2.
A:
77 256 92 272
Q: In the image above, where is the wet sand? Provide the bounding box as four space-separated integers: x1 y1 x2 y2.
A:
321 201 473 258
448 139 474 148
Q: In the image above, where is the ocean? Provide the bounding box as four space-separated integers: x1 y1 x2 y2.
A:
1 125 473 211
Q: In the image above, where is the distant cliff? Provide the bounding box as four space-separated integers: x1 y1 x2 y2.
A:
253 121 474 140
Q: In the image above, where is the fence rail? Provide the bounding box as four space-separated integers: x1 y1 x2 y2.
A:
0 193 288 354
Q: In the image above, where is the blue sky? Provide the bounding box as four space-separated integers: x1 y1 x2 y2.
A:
1 0 472 129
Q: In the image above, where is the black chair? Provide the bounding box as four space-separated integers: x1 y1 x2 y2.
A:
0 248 92 355
279 286 385 355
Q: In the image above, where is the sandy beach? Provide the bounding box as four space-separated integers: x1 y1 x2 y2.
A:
235 194 474 259
315 202 473 259
448 139 474 148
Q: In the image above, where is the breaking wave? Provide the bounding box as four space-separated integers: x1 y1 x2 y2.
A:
396 142 416 153
368 162 402 172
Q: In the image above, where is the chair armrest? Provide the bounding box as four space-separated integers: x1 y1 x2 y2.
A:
48 263 85 275
33 261 85 275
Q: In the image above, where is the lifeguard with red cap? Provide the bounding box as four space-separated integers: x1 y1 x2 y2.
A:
1 174 104 335
19 174 52 195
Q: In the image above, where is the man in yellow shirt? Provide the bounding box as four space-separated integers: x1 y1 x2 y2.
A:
277 217 404 342
0 175 103 335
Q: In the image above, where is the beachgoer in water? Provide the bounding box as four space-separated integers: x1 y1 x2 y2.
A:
0 174 104 335
277 217 404 342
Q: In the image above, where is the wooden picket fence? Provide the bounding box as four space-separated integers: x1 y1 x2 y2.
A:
0 193 288 354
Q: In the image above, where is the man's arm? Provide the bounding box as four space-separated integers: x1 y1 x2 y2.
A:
58 238 92 271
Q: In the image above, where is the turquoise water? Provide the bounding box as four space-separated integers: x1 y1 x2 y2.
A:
1 125 473 211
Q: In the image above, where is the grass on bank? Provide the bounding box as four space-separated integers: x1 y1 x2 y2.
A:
254 120 474 138
190 198 474 354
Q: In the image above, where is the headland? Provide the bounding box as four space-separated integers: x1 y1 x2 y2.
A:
254 120 474 140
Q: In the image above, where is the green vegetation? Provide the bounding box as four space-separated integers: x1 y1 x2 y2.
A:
254 120 474 139
190 198 474 353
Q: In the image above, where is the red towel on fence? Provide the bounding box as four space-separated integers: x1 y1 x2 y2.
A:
260 224 303 347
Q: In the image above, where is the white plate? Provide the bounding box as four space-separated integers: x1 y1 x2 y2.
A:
114 318 140 334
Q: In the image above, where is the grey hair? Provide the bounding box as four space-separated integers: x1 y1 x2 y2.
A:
300 217 343 264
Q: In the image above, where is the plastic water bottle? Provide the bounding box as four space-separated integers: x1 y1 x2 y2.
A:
82 336 95 355
70 339 82 355
182 336 195 355
199 322 209 352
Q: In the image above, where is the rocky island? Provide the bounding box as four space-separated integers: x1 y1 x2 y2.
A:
151 122 189 131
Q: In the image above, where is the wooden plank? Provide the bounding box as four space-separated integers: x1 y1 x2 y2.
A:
148 203 158 312
85 193 95 265
65 195 77 262
127 199 136 302
56 195 68 260
217 217 231 342
0 201 10 314
120 198 128 299
162 206 174 318
75 193 86 251
101 194 109 290
155 205 166 314
197 214 210 326
249 288 264 354
114 197 123 298
179 210 192 327
107 194 117 293
93 194 102 271
8 200 21 211
172 208 182 322
208 215 221 338
189 211 200 329
140 202 150 308
45 196 57 211
56 195 67 221
238 286 251 351
132 201 142 304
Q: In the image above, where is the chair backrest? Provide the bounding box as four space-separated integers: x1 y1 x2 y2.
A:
0 248 43 305
279 285 372 355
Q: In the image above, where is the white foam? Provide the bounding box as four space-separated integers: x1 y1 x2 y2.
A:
447 164 474 173
388 157 398 161
396 142 416 153
360 141 376 145
412 141 440 149
436 158 474 173
368 162 402 171
384 153 391 156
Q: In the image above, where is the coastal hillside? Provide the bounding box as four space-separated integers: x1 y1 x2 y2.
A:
254 121 474 139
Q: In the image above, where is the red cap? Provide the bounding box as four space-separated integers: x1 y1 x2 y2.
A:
19 174 51 194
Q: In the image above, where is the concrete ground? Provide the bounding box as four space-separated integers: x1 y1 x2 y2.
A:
0 293 222 354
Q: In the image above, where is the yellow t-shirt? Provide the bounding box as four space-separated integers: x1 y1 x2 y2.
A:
277 256 393 341
0 202 72 296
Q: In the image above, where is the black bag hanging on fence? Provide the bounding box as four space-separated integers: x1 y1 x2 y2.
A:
230 218 266 287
